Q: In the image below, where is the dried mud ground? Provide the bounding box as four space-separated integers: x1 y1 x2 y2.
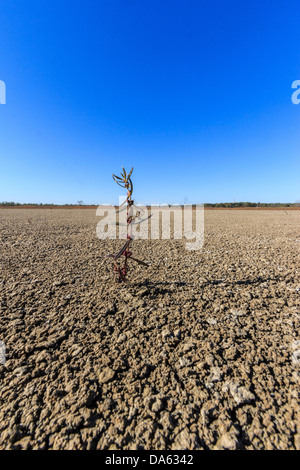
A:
0 208 299 450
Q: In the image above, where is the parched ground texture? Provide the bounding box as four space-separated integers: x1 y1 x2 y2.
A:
0 208 299 450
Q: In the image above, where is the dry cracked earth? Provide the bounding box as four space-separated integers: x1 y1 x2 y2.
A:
0 208 299 450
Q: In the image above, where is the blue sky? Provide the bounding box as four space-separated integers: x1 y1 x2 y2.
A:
0 0 299 205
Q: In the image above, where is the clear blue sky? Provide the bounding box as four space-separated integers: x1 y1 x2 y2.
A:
0 0 299 205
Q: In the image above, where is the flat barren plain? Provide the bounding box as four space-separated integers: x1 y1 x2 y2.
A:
0 208 299 450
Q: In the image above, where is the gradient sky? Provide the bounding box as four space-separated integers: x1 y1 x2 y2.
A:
0 0 299 205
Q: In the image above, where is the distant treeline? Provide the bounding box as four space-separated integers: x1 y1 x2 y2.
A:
0 202 60 206
0 202 85 206
204 202 298 208
0 201 298 207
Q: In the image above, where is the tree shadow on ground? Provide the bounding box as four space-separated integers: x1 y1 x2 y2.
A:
133 275 284 296
133 279 192 295
207 275 283 287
